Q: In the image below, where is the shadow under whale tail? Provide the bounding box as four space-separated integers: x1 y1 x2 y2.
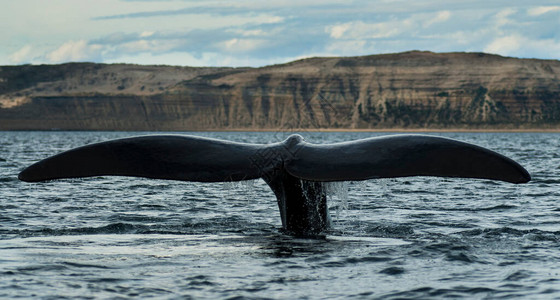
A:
19 134 530 236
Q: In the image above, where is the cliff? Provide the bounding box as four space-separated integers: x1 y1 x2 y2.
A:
1 51 559 130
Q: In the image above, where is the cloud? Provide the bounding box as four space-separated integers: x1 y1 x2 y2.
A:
95 1 349 20
118 39 176 53
324 40 369 56
85 23 299 62
326 20 409 40
94 6 235 20
93 5 285 26
46 40 103 63
2 0 560 66
527 6 560 16
104 51 212 66
423 11 451 28
484 34 560 58
484 35 522 55
236 29 266 37
38 27 280 65
325 10 455 41
139 31 155 38
221 38 267 52
327 23 351 39
103 50 298 67
494 8 517 27
9 45 33 64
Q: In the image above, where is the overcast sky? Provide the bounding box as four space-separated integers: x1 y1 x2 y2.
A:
2 0 559 67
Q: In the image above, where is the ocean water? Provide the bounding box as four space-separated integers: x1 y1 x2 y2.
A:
0 131 558 299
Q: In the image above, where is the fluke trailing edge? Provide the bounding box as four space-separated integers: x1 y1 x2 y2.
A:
19 134 530 236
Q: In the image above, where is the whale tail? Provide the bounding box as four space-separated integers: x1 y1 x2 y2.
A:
284 135 530 184
18 134 530 184
18 135 268 183
18 134 530 236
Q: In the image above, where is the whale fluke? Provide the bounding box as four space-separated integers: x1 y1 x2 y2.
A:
19 134 530 236
285 135 530 184
18 135 268 183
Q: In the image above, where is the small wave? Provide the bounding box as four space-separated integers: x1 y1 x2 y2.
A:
424 242 471 252
63 261 114 269
379 286 497 299
128 183 173 191
442 204 518 212
458 227 560 242
378 266 405 275
477 204 518 211
14 264 69 274
5 219 267 238
86 277 125 283
0 204 18 209
504 270 533 281
446 252 481 264
365 224 415 237
107 214 170 223
461 227 545 236
531 178 560 184
0 177 18 183
184 275 216 287
56 223 145 235
7 223 152 238
420 242 487 264
419 220 474 228
0 217 13 225
136 204 167 209
318 255 394 268
344 256 392 264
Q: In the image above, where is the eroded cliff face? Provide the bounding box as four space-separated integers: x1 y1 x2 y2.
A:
1 51 559 130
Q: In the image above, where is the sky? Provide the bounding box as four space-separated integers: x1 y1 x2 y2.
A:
2 0 560 67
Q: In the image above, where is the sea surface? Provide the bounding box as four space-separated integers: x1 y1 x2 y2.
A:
0 131 559 299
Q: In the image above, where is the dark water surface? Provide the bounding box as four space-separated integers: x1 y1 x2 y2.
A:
0 131 558 299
